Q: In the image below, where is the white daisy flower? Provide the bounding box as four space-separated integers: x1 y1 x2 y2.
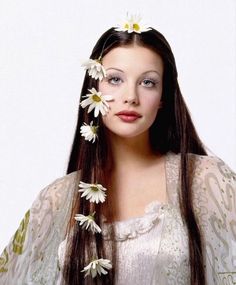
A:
78 181 107 204
81 58 106 81
115 13 151 34
80 88 113 117
81 258 112 278
74 212 102 234
80 121 98 143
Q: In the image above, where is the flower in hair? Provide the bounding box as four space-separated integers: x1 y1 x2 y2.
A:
115 13 151 34
75 212 102 234
80 88 113 117
81 57 106 81
78 181 107 203
80 121 98 143
81 258 112 278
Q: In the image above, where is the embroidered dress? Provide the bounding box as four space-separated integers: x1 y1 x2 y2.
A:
0 153 236 284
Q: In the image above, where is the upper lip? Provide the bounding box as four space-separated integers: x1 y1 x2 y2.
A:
116 110 142 117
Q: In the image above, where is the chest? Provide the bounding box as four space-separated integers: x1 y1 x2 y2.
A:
106 163 166 222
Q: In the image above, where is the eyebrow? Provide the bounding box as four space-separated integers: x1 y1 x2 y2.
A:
106 67 161 76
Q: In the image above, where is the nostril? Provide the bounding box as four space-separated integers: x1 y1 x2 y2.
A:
125 98 138 105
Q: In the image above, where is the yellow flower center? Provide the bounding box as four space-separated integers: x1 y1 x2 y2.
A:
92 94 101 102
88 214 95 221
91 186 99 192
133 23 140 32
124 23 129 29
91 126 98 134
96 57 102 64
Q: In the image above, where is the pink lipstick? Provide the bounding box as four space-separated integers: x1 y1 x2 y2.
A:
116 110 142 123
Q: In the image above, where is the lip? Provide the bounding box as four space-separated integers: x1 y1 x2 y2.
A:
116 110 142 123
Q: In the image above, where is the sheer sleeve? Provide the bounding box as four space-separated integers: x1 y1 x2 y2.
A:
0 172 77 285
192 155 236 284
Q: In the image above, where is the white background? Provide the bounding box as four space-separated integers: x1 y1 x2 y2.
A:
0 0 235 252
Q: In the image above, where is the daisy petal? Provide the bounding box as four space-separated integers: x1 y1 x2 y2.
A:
81 258 112 278
80 121 98 143
81 58 106 81
74 212 102 234
115 13 151 34
78 181 107 204
80 88 113 117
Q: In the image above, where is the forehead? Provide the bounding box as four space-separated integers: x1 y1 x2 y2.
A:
102 45 163 75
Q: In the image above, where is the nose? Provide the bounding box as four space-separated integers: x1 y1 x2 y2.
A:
123 83 139 105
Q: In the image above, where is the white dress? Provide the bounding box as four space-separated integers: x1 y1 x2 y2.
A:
1 152 236 284
57 201 189 284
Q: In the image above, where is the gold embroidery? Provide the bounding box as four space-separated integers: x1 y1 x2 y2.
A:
12 210 30 255
218 272 236 284
0 248 9 272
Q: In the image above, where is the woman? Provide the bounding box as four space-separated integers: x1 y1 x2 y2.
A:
0 15 235 285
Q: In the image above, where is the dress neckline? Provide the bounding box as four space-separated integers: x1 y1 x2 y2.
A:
101 200 169 241
102 200 165 225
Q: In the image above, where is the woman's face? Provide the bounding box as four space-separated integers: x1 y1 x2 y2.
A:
99 44 164 139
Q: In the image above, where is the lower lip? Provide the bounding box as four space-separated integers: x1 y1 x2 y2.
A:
116 115 141 122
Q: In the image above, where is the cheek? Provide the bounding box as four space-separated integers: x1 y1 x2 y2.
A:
141 93 162 114
98 82 106 93
141 95 162 127
101 111 114 131
98 81 116 95
99 84 122 106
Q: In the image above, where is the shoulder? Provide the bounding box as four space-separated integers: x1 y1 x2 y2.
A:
41 170 78 195
188 153 236 182
27 172 79 267
166 151 235 178
166 151 236 181
30 171 79 219
166 152 236 208
187 153 236 206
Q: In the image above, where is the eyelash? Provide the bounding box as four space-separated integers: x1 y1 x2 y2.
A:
107 76 122 85
142 79 158 88
106 76 158 88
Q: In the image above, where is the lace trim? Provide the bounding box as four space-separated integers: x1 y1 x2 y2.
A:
57 201 168 270
101 201 167 241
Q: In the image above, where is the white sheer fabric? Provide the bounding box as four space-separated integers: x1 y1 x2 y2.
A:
58 201 189 284
0 152 236 284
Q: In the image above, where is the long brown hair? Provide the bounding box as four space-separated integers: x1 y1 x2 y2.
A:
63 28 207 284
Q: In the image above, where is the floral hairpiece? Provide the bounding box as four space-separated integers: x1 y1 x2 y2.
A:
81 56 106 81
81 258 112 278
75 180 110 278
80 121 98 143
75 212 101 234
77 13 151 279
80 88 113 118
78 58 113 277
115 13 151 34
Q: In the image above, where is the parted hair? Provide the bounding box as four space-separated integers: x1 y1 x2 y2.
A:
63 27 207 285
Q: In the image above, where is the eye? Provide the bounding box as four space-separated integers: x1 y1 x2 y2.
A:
141 78 158 88
107 76 122 85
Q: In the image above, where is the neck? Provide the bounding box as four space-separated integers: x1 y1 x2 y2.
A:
107 131 159 170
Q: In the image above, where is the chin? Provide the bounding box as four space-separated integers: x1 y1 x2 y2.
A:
107 128 148 139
